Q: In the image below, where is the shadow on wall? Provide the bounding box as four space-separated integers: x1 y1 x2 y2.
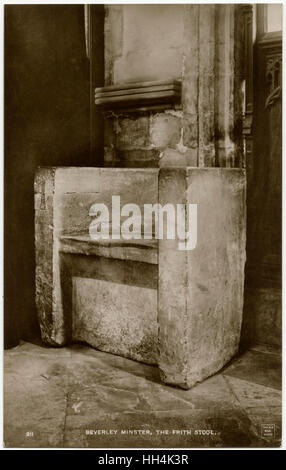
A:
4 5 97 347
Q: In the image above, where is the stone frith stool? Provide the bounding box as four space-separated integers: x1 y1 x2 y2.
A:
35 166 246 389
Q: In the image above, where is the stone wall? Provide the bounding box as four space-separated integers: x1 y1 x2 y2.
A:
105 5 184 85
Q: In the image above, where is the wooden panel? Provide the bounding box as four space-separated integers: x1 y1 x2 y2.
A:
242 31 282 347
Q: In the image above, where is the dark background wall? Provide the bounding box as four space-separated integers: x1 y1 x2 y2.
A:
4 5 103 347
241 36 282 348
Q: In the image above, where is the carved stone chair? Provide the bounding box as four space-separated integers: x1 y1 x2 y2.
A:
35 166 246 389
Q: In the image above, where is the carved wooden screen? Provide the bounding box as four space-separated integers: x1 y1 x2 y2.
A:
243 3 282 346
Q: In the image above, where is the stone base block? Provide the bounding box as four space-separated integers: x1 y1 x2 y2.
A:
158 167 246 389
72 277 158 364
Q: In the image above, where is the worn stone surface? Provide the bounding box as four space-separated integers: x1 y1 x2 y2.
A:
72 277 158 364
53 167 158 237
35 166 246 388
59 235 158 265
102 5 245 169
245 287 282 347
115 149 160 168
159 147 197 168
4 345 70 448
105 5 184 85
198 5 216 167
115 115 150 148
60 252 158 363
35 167 63 346
4 341 281 448
35 167 159 360
158 167 246 389
223 376 281 410
150 113 182 149
223 349 282 390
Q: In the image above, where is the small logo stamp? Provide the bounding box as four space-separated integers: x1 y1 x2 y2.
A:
261 424 275 438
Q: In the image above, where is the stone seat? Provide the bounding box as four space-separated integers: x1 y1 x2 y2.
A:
35 166 246 389
58 234 159 365
59 234 158 265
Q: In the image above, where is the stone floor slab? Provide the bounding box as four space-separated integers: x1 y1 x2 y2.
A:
3 341 282 448
223 376 281 409
63 409 266 448
223 349 282 390
4 351 69 448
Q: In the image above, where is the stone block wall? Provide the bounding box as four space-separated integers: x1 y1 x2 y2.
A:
102 4 245 170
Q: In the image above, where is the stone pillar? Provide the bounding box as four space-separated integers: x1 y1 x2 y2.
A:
183 5 244 168
101 5 245 169
102 4 186 168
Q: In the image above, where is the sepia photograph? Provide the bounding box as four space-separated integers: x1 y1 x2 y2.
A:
3 1 283 449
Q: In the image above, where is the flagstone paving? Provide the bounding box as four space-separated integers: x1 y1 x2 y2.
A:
4 340 282 448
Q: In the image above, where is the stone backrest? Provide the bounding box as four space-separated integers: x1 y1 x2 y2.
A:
35 167 159 238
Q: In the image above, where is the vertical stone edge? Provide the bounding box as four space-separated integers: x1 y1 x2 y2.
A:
215 5 236 167
184 168 246 388
158 167 190 388
158 167 246 390
198 4 216 167
182 4 199 166
34 167 67 346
